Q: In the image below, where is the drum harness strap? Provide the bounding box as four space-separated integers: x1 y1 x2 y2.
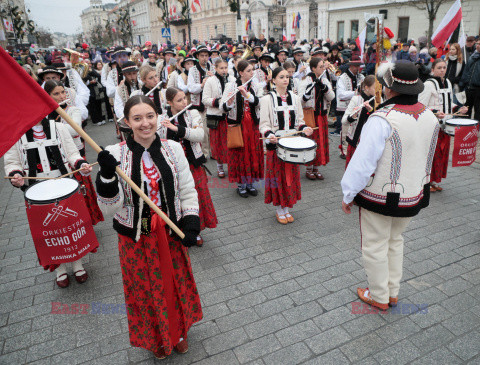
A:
270 91 296 132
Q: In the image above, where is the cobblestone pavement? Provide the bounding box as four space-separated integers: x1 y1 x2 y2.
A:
1 121 479 365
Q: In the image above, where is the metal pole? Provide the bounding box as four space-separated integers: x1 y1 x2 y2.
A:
187 0 192 45
236 0 241 42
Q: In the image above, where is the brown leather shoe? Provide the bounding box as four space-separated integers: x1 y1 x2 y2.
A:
153 348 166 359
196 235 204 247
276 213 288 225
218 170 225 178
357 287 389 311
305 170 316 180
74 269 88 284
174 338 188 354
435 185 443 191
56 273 70 288
389 297 398 307
430 185 437 192
315 171 324 180
285 213 294 223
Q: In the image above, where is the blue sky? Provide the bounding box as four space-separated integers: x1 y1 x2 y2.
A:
25 0 94 34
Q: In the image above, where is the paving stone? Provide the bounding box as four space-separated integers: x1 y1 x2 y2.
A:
203 328 249 356
374 339 421 365
410 347 463 365
281 301 324 325
442 311 480 336
191 350 240 365
340 332 387 362
304 326 351 355
316 288 357 311
447 330 480 361
374 317 421 345
262 342 312 365
233 334 282 364
244 313 289 339
226 291 267 312
215 308 259 332
302 348 350 365
341 313 388 338
275 320 319 347
410 324 455 353
253 295 295 318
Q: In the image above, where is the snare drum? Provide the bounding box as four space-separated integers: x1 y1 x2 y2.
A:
444 118 479 136
277 136 317 164
24 178 99 266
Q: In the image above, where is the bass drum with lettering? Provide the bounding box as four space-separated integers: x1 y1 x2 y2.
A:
24 178 99 267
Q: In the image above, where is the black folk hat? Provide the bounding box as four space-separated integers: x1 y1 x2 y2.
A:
377 62 424 95
194 45 211 57
37 66 64 80
122 61 138 73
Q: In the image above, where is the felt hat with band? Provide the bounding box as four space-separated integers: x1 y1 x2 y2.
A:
194 45 211 57
377 62 424 95
37 66 64 80
122 61 138 73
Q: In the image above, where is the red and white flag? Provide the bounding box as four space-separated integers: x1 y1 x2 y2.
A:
356 27 367 60
3 19 13 32
431 0 462 48
191 0 201 13
0 47 58 157
282 28 287 42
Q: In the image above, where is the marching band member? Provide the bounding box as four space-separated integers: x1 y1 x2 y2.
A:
219 45 230 63
259 67 314 224
52 62 90 110
188 45 214 159
143 52 158 67
95 95 202 359
253 52 275 94
177 56 195 102
87 61 114 126
139 65 164 114
342 75 377 166
106 46 130 98
220 60 264 198
271 48 288 70
40 65 89 122
228 45 244 70
4 118 93 288
419 59 468 192
44 80 104 225
114 61 140 120
283 61 299 94
292 48 308 80
341 62 439 310
299 58 335 180
166 56 184 89
228 55 242 79
100 47 115 87
157 48 176 86
203 58 234 178
159 87 218 246
335 56 365 154
252 45 263 63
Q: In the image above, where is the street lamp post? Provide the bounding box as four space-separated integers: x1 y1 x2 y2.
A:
236 0 241 42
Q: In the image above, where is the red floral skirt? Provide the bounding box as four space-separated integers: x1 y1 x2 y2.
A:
345 144 356 168
190 165 218 230
306 114 329 166
430 129 450 183
227 108 264 184
264 150 301 208
74 173 104 225
210 117 228 163
118 217 202 355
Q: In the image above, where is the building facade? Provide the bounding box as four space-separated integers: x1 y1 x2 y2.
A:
242 0 480 43
80 0 116 44
131 0 151 44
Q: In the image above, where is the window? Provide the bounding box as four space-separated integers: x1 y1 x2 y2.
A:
366 20 375 43
223 24 227 35
351 20 359 39
398 17 409 42
337 21 344 42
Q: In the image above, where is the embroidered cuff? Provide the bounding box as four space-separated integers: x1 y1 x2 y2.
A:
95 173 119 198
213 98 220 108
8 170 24 177
298 125 307 131
347 115 356 123
264 130 274 138
223 103 232 112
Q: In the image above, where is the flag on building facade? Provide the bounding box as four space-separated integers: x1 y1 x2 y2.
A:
356 27 367 60
431 0 462 48
283 28 287 42
3 19 13 32
292 13 296 29
191 0 201 13
296 13 301 29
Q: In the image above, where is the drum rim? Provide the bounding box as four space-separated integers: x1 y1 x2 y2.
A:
277 144 317 151
24 178 80 205
445 120 478 127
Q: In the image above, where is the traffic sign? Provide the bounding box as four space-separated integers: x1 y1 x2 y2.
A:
161 28 171 38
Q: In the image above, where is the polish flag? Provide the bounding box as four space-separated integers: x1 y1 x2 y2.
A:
191 0 201 13
431 0 462 48
282 28 287 42
356 27 367 60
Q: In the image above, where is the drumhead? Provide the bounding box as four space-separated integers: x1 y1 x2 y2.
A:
278 136 316 150
25 178 79 204
445 118 478 127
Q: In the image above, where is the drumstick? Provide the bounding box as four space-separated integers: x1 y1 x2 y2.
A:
4 162 99 180
259 127 319 140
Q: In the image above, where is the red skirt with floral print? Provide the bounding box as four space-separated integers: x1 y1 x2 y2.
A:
73 172 104 225
264 150 301 208
118 216 202 355
190 165 218 230
210 117 228 163
430 129 450 183
306 114 329 166
228 106 264 184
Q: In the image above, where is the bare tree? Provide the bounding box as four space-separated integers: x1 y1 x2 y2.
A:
90 23 112 47
386 0 449 45
36 27 53 47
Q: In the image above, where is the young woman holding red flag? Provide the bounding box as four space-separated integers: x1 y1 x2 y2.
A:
95 95 202 360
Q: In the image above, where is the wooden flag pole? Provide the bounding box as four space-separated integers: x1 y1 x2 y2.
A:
55 107 185 239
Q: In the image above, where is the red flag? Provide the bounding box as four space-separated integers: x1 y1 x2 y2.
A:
431 0 462 48
0 47 58 157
